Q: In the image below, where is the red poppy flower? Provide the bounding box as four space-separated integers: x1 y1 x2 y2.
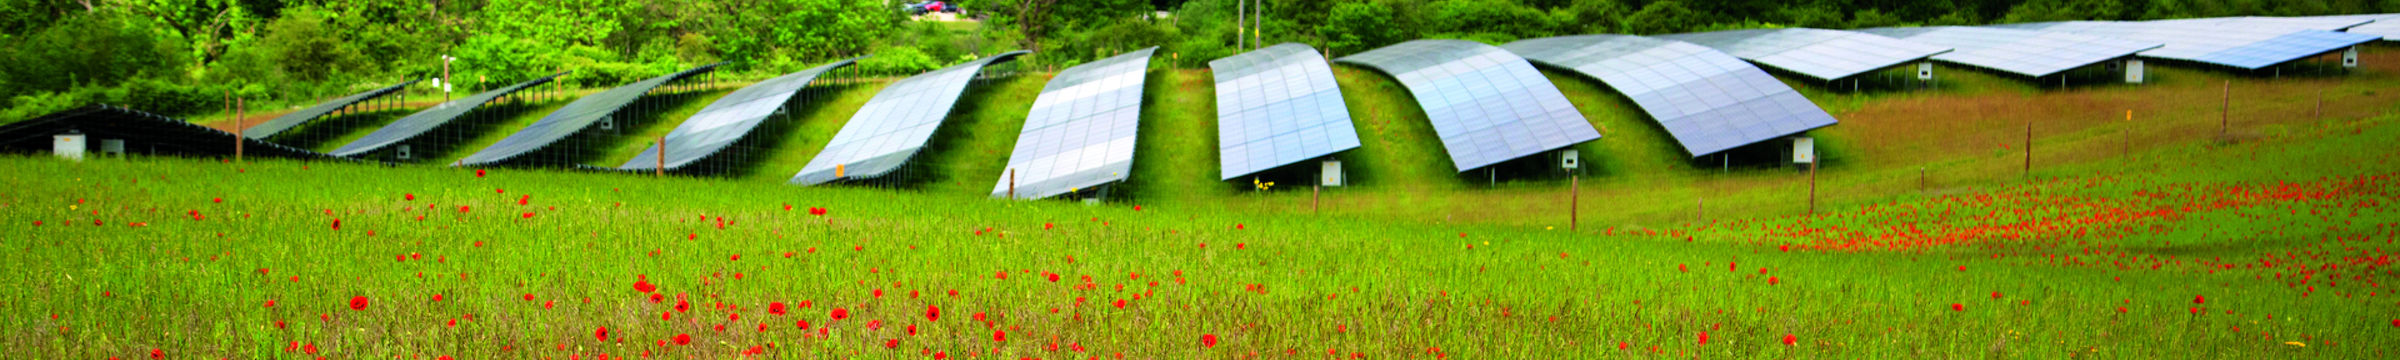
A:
518 195 530 205
1951 303 1964 312
672 333 691 345
459 205 470 213
331 219 341 230
768 302 787 315
796 320 810 330
674 300 690 312
1113 299 1126 308
595 326 609 341
634 280 656 293
150 348 162 359
1767 276 1780 285
302 343 318 355
1201 334 1218 348
926 305 940 322
1782 334 1796 346
2193 295 2205 304
475 169 485 177
1047 273 1060 282
522 212 535 218
994 330 1006 342
405 193 415 201
831 308 848 321
523 293 535 301
349 296 369 311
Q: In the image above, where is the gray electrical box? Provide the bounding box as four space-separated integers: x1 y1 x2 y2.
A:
53 134 85 161
1917 62 1934 81
2125 59 2145 84
1320 160 1344 187
599 115 616 130
2344 47 2359 69
396 144 414 160
98 139 124 156
1561 149 1580 170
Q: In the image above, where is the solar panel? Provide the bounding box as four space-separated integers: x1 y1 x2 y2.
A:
456 64 721 166
1334 39 1599 173
792 51 1029 185
1998 20 2379 69
1209 43 1361 180
1503 35 1837 158
619 57 861 171
1857 26 2163 78
245 79 422 139
330 73 565 158
1 105 333 159
1659 28 1953 81
990 47 1157 199
2353 18 2400 41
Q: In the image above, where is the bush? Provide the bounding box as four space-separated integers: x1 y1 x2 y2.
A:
858 46 939 76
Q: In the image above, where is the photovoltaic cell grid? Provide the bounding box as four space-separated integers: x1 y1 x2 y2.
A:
1334 39 1598 173
331 73 565 158
990 47 1157 199
1659 28 1953 82
1998 20 2379 69
1502 35 1836 158
2353 19 2400 41
1209 43 1361 180
456 64 721 166
793 51 1029 185
1856 26 2163 78
619 57 861 171
245 79 422 139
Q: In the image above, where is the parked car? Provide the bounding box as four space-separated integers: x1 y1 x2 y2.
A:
904 1 956 15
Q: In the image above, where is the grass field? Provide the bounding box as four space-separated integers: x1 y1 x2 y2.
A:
4 49 2400 358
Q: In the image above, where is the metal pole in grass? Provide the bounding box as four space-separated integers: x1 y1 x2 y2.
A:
1009 169 1017 199
2220 80 2230 139
656 135 665 178
1808 161 1817 216
1569 172 1578 231
2023 119 2032 177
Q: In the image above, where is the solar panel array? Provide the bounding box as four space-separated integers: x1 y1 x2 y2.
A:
1334 39 1598 173
0 105 335 159
456 64 720 166
1999 20 2379 69
1503 35 1837 158
2353 17 2400 40
245 79 422 139
1857 26 2163 78
990 48 1157 199
1209 43 1361 180
620 57 860 171
331 73 565 158
1659 28 1953 81
793 51 1029 185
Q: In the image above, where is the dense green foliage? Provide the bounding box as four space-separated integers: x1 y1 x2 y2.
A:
3 0 2397 123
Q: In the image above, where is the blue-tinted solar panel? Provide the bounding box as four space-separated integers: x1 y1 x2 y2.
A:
1334 40 1598 172
990 48 1156 199
1659 28 1953 81
619 58 860 171
1858 26 2163 78
456 64 720 167
794 51 1029 185
1503 35 1837 158
1998 19 2378 69
245 79 421 139
1209 43 1360 180
2354 19 2400 41
331 73 565 158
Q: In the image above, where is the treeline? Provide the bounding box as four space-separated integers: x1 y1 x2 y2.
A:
2 0 2395 122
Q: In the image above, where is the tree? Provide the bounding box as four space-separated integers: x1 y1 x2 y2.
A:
1621 0 1698 35
1319 1 1403 56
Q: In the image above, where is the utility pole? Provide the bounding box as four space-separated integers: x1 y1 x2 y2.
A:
1235 0 1245 51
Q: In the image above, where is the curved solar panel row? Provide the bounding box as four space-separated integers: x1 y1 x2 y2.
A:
794 51 1030 185
1210 43 1360 180
1659 28 1953 82
331 73 565 158
1503 35 1836 158
1996 20 2379 70
1334 39 1598 173
456 64 721 166
990 47 1157 199
2354 19 2400 41
0 105 333 159
245 79 422 139
620 57 862 171
1858 27 2163 78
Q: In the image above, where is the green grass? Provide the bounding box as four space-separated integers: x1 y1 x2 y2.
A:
7 50 2400 359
